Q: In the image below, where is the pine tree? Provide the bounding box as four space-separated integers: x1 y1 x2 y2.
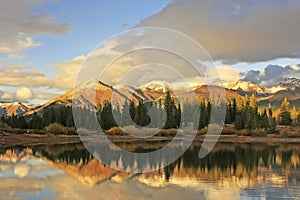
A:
225 103 232 124
176 103 181 128
100 101 116 130
260 109 270 129
134 100 150 127
231 98 237 122
120 101 131 127
235 111 244 130
164 92 177 129
129 100 136 123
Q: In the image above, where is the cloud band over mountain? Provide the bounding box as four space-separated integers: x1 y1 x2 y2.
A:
138 0 300 63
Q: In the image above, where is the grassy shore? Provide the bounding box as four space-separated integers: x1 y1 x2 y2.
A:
2 125 300 147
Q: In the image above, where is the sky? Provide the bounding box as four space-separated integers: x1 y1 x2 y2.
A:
0 0 300 104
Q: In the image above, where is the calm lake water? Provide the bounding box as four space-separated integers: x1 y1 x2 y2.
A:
0 142 300 200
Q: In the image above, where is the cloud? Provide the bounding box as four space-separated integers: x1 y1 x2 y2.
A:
1 92 14 101
215 66 241 82
1 87 34 102
33 90 59 100
49 56 85 90
48 36 242 90
0 86 60 103
0 0 72 56
138 0 300 63
15 87 34 101
0 65 49 87
243 64 300 87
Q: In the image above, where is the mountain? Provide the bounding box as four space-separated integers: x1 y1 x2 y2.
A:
259 78 300 102
265 78 300 94
21 77 300 117
25 79 130 115
276 78 300 90
221 80 266 94
0 102 28 117
25 80 179 116
140 81 170 93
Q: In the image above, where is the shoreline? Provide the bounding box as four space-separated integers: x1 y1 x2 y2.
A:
2 132 300 147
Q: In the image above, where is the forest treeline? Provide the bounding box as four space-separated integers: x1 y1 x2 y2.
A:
0 92 299 134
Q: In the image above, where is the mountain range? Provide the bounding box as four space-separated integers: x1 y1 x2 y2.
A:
1 78 300 117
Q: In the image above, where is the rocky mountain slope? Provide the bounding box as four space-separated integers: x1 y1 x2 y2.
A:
17 78 300 117
0 102 28 117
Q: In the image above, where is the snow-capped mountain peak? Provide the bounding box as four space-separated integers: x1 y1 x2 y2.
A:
278 78 300 90
265 78 300 93
222 80 266 94
140 81 170 93
0 102 28 117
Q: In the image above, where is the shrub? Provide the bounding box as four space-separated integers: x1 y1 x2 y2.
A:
44 123 65 134
107 127 126 136
0 121 10 129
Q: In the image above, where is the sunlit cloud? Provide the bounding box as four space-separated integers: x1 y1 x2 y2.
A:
0 0 72 57
0 65 49 88
138 0 300 63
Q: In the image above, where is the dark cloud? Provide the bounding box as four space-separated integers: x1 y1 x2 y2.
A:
242 65 300 87
243 70 260 83
138 0 300 63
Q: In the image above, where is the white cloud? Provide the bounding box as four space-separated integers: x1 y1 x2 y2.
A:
0 0 72 56
0 86 60 103
1 92 14 100
15 87 34 101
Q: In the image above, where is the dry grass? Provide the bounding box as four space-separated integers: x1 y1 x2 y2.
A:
106 126 178 137
197 125 237 135
279 126 300 138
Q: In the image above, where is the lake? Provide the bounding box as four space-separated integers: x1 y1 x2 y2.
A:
0 142 300 200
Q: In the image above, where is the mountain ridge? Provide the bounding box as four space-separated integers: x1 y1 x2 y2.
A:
5 78 300 117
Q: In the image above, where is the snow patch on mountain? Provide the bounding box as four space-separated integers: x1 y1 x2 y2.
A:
140 81 170 93
221 80 266 94
0 102 28 116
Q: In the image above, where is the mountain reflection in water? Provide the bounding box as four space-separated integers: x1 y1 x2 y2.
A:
0 142 300 200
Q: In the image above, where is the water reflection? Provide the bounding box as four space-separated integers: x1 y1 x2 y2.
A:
0 143 300 199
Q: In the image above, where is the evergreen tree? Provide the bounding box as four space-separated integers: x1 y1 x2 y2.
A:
235 111 244 130
176 103 181 128
260 109 270 129
164 92 177 129
99 101 116 130
129 100 136 122
134 100 150 127
120 101 132 127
